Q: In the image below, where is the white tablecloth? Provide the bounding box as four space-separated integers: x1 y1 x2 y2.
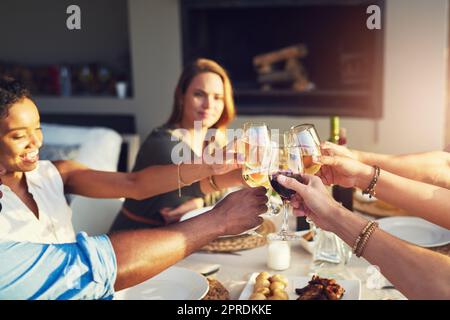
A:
175 214 407 300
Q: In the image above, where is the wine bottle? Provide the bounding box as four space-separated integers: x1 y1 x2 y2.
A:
329 116 353 211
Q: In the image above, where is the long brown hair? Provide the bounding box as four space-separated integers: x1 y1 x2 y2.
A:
166 58 235 129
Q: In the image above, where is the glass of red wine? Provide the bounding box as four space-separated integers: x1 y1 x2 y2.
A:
268 133 304 241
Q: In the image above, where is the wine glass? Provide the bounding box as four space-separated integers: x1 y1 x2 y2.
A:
289 124 322 175
240 122 282 216
268 132 304 241
241 122 272 189
289 124 322 224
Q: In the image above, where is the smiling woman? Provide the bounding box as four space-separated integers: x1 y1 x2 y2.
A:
109 58 246 231
0 77 76 238
0 77 43 220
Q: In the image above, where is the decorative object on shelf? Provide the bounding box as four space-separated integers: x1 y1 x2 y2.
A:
253 43 315 92
115 81 128 99
59 66 72 96
0 61 130 98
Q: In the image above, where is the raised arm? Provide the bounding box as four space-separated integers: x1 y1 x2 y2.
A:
322 142 450 189
277 175 450 300
54 159 240 200
318 155 450 229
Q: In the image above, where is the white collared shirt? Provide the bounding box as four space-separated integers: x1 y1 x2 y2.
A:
0 160 76 243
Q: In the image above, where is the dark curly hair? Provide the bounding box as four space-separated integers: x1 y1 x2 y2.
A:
0 76 31 119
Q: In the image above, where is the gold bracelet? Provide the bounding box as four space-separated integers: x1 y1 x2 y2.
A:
352 221 374 254
208 175 220 191
356 222 379 257
177 162 189 197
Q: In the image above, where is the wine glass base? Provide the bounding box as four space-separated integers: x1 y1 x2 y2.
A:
267 232 302 241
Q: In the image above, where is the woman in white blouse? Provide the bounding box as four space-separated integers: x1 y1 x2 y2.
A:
0 76 269 296
0 76 248 244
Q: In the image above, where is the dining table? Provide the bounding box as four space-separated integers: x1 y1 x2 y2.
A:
174 212 410 300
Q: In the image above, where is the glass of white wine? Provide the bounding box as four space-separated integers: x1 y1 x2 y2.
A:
241 122 281 217
289 124 322 225
289 124 322 175
242 122 272 189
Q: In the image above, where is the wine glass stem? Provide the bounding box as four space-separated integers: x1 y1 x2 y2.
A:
280 200 291 234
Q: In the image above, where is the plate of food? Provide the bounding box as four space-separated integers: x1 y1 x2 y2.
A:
114 266 209 300
180 206 261 238
239 272 361 300
378 216 450 247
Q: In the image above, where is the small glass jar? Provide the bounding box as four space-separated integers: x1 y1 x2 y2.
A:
267 235 291 271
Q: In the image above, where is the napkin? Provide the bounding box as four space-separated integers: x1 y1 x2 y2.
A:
366 265 393 289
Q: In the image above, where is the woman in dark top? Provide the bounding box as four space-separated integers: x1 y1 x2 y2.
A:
110 58 245 230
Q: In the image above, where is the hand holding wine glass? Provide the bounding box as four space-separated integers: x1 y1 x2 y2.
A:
289 124 323 225
279 174 342 232
268 133 304 241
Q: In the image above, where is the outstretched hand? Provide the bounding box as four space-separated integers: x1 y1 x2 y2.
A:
208 138 243 176
320 141 360 161
316 155 370 188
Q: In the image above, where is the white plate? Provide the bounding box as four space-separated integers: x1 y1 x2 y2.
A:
114 266 209 300
378 216 450 247
239 273 361 300
180 206 260 238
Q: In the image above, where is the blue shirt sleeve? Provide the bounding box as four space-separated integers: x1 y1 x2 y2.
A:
0 232 117 300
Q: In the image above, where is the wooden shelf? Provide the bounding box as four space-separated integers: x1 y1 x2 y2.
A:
235 89 370 97
234 89 379 118
34 96 135 115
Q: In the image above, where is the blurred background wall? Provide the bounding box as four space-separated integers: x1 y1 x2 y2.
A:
1 0 448 154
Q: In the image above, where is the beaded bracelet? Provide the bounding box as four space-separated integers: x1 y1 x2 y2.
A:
362 165 380 198
355 222 379 257
352 221 374 254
